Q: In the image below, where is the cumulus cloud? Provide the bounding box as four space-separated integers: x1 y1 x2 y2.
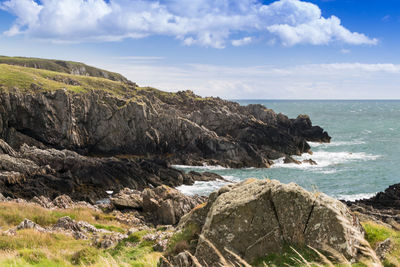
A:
232 37 253 47
0 0 377 47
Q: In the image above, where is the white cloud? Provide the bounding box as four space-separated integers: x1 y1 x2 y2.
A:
340 49 351 54
92 60 400 99
1 0 42 36
232 37 253 47
0 0 377 48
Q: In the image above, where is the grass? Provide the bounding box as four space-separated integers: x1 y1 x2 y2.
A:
0 64 217 107
166 222 200 255
0 64 134 97
0 58 226 112
362 221 400 267
0 202 121 229
0 55 127 82
0 201 163 266
252 245 322 267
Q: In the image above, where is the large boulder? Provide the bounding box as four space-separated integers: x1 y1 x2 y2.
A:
172 179 378 266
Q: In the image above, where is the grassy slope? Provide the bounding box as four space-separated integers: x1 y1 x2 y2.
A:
0 202 163 267
0 63 203 104
0 63 134 96
0 56 127 82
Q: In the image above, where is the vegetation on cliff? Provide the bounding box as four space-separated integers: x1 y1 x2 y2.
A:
0 56 128 82
0 63 135 96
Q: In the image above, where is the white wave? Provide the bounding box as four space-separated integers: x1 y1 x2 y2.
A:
176 175 240 196
315 169 338 174
309 140 365 147
172 164 228 170
336 193 376 202
176 180 231 196
272 151 381 170
221 175 241 182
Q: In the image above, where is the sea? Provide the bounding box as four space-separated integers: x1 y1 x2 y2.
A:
175 100 400 201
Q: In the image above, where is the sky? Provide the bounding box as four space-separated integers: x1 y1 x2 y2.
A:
0 0 399 99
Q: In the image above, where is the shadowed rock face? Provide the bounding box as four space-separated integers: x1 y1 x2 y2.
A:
0 139 219 202
0 89 330 168
172 179 377 266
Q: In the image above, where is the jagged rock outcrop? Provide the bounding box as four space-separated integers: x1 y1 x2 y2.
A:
0 88 329 168
111 185 206 225
167 179 377 266
0 139 216 201
346 183 400 226
0 58 330 202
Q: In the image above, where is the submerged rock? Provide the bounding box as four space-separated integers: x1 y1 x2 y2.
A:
283 155 301 164
172 179 378 266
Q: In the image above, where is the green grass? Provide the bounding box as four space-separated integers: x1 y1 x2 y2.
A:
253 245 321 267
93 224 125 233
0 202 123 229
0 64 134 97
362 221 400 267
363 222 394 248
0 201 162 267
166 222 200 255
0 59 224 110
0 55 127 82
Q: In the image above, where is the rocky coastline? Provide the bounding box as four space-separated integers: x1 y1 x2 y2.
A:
0 57 330 202
0 57 397 266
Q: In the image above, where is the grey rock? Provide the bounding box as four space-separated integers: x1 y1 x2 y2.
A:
53 195 74 209
283 156 301 164
16 219 46 232
175 179 378 266
31 196 55 209
375 238 392 261
0 89 329 169
111 185 206 225
93 233 128 249
110 188 143 209
0 139 202 201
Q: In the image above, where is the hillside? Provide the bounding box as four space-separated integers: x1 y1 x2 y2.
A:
0 63 135 96
0 56 129 83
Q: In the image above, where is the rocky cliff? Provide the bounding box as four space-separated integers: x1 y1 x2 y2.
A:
0 57 330 200
0 59 330 168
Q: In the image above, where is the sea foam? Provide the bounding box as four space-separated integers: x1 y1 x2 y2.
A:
271 151 381 170
172 164 228 170
308 140 366 147
336 193 377 202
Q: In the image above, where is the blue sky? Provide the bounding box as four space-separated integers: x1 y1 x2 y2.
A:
0 0 399 99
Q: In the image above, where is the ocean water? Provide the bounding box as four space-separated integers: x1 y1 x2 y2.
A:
175 100 400 201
